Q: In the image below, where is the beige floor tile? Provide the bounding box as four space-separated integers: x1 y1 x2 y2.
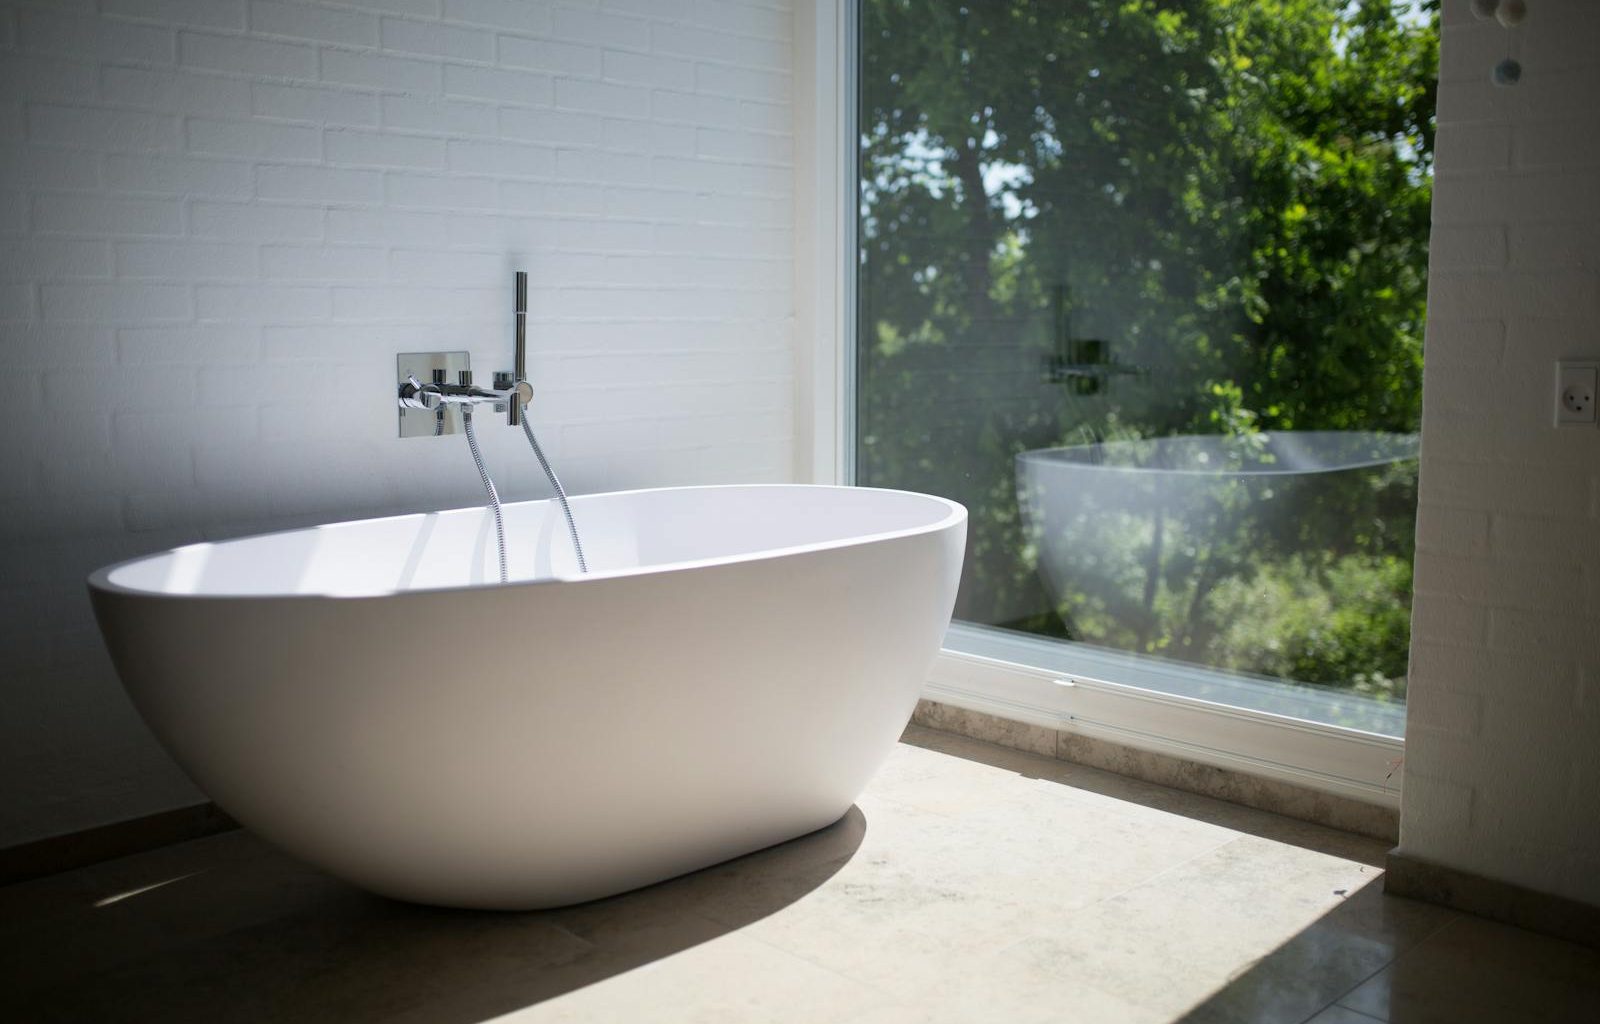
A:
1336 913 1600 1023
1 734 1592 1024
545 803 868 944
832 1004 966 1024
960 837 1410 1021
12 875 597 1023
0 830 374 998
718 766 1233 1003
1304 1006 1385 1023
901 727 1390 868
702 807 1053 1001
907 931 1178 1024
869 731 1075 818
1174 883 1457 1023
496 929 897 1024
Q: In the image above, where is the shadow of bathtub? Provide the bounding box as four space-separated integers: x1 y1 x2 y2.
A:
6 808 867 1023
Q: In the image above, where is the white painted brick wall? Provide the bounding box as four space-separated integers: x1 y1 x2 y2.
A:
0 0 795 846
1402 0 1600 907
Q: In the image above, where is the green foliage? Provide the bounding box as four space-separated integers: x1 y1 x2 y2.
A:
857 0 1437 696
1208 553 1415 697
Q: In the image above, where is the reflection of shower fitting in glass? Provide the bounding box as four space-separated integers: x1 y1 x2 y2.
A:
1041 282 1146 394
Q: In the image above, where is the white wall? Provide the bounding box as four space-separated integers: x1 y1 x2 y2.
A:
1402 0 1600 908
0 0 795 847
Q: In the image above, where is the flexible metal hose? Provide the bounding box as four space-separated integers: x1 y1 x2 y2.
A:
516 394 588 573
462 406 508 584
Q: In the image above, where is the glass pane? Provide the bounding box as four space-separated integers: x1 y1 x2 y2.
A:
855 0 1436 724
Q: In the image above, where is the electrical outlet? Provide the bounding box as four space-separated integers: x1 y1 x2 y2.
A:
1555 362 1599 426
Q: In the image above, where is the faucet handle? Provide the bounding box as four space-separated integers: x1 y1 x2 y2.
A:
399 374 442 411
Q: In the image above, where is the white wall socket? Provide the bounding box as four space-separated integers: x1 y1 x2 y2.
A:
1555 361 1599 426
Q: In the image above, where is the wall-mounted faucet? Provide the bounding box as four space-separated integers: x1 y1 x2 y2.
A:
398 369 531 416
391 269 589 575
395 271 534 438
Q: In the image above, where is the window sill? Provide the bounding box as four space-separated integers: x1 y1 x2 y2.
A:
927 623 1406 809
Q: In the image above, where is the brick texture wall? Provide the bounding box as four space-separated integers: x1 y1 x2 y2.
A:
1401 0 1600 907
0 0 794 845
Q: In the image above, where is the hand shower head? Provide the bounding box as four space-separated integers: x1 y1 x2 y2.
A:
510 270 528 426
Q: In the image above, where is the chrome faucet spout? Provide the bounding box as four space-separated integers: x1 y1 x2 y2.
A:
397 374 531 412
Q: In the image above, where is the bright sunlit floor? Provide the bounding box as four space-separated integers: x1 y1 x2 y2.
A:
3 727 1596 1023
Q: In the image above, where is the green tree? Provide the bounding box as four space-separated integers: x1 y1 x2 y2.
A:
857 0 1437 695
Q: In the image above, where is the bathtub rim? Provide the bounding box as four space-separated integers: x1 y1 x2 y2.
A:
87 482 967 602
1016 430 1419 480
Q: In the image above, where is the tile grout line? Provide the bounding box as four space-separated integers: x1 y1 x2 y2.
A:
1317 909 1465 1021
1298 1003 1387 1024
703 910 914 1015
1068 832 1251 912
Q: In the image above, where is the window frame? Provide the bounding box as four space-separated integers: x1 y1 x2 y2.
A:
801 0 1406 808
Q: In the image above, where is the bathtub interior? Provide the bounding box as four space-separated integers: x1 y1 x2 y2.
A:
100 486 960 598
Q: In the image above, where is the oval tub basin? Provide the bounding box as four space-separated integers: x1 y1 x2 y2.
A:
89 484 966 910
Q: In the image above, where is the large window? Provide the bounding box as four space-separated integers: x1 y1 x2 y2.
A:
855 1 1437 731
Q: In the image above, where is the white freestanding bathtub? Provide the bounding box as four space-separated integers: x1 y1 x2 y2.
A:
89 485 966 910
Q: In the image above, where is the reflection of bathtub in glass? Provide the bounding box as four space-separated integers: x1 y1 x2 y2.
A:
1016 431 1420 686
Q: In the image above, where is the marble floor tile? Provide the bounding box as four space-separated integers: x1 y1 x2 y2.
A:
912 936 1173 1024
900 727 1391 868
867 730 1078 818
1175 879 1456 1024
936 842 1392 1022
488 930 898 1024
1 732 1593 1024
1336 912 1600 1023
1304 1007 1386 1023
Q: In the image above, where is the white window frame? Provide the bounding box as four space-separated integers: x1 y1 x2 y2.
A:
791 0 1403 808
794 0 855 487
